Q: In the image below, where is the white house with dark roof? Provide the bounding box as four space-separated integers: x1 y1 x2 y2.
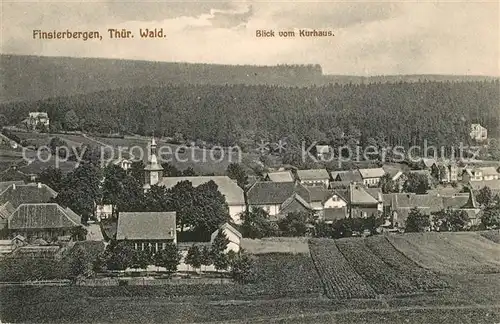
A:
117 211 177 253
143 138 245 223
358 168 386 187
296 169 330 187
470 123 487 142
246 181 310 216
210 223 242 253
462 167 499 182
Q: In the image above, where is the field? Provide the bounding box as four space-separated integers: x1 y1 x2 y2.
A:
241 237 310 255
480 230 500 243
387 232 500 274
1 232 499 323
309 239 376 299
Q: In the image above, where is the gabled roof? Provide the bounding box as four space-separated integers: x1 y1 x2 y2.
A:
358 168 385 179
0 183 58 208
474 167 499 176
280 193 311 211
349 183 380 205
159 176 244 205
217 222 242 239
305 186 334 203
116 211 176 240
330 170 362 183
265 171 295 183
8 203 81 229
386 193 443 212
247 181 309 205
296 169 329 181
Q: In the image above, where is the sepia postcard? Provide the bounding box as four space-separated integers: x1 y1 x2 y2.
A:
0 1 499 323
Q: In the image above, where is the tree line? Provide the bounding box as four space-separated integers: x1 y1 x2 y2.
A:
1 80 498 150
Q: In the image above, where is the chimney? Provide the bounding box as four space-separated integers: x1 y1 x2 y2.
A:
12 184 16 190
37 182 42 188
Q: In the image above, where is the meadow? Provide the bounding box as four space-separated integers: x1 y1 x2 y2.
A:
1 232 499 323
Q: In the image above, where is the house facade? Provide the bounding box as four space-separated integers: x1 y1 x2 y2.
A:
25 112 50 130
462 167 500 182
470 123 487 142
358 168 386 187
296 169 330 187
116 211 177 253
348 183 383 218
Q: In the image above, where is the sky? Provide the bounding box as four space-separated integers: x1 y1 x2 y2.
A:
1 0 499 76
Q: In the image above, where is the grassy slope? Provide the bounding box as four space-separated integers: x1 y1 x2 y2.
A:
387 232 500 274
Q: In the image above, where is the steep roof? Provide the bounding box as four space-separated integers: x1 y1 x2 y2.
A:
305 186 334 203
265 171 295 183
349 183 380 205
330 170 362 183
420 158 437 168
159 176 244 205
247 181 309 205
0 183 58 208
358 168 385 179
296 169 329 181
280 193 311 211
470 180 500 192
116 212 176 240
8 203 81 229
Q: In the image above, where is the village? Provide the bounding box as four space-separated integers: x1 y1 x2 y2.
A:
0 111 499 286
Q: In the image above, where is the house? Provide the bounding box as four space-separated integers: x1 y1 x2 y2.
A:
278 193 313 218
116 211 177 253
296 169 330 187
210 223 242 253
441 191 481 226
305 186 348 221
329 170 363 188
264 170 295 183
143 138 245 223
383 193 444 228
24 112 50 130
0 182 57 208
246 181 310 216
462 167 499 182
358 168 385 187
111 158 132 171
95 204 113 221
348 183 383 218
0 180 25 193
470 123 488 142
8 203 82 241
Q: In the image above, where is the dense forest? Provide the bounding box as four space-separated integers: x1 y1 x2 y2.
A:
2 54 498 103
1 80 498 150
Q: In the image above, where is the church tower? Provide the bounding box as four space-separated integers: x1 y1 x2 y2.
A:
143 137 163 191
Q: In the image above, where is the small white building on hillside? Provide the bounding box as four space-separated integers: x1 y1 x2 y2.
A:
210 223 242 253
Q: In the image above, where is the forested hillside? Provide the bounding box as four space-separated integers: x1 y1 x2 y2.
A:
1 80 498 149
1 54 498 103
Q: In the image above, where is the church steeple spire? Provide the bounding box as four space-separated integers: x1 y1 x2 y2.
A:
143 136 163 191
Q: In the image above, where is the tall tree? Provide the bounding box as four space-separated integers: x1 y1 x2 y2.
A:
405 208 431 232
38 166 64 192
64 109 80 130
154 242 181 273
477 186 494 207
185 244 202 272
226 163 248 190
